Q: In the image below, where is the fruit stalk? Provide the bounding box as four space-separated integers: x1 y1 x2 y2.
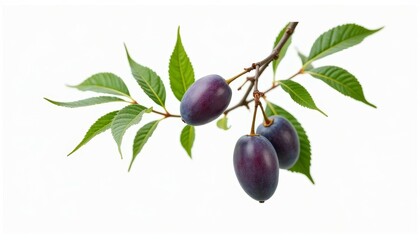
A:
258 102 273 126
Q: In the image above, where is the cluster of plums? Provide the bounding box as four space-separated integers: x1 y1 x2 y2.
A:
181 74 300 203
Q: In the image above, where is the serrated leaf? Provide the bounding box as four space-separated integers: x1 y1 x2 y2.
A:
111 104 152 158
68 111 119 156
265 101 314 184
180 125 195 158
216 116 230 130
272 24 292 78
124 45 166 107
68 72 131 98
169 26 195 101
306 66 376 108
304 24 382 68
278 80 327 116
296 49 313 70
44 96 125 108
129 120 160 171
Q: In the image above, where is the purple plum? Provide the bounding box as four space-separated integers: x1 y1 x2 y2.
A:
256 116 300 169
233 135 279 202
180 74 231 126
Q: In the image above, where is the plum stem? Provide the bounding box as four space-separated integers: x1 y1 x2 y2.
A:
249 101 259 136
259 102 273 127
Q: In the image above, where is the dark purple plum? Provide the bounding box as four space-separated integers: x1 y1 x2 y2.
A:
256 116 300 169
233 135 279 203
180 74 232 126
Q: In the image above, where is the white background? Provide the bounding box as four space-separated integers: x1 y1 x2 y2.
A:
1 2 419 240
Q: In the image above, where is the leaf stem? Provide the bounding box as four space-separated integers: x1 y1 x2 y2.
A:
129 100 180 118
152 109 181 118
226 68 251 85
128 96 138 104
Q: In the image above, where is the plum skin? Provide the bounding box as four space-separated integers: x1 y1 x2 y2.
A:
256 116 300 169
233 135 279 202
180 74 232 126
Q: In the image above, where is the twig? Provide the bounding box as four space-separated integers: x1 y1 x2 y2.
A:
244 69 302 106
224 22 299 115
224 80 254 114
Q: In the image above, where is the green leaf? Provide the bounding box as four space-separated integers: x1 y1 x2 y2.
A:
124 45 166 107
169 26 195 101
111 104 152 158
265 101 314 184
180 125 195 158
68 111 119 156
129 120 160 171
272 24 292 78
278 80 327 116
44 96 125 108
306 66 376 108
296 49 314 70
216 116 230 130
304 24 382 68
68 72 131 98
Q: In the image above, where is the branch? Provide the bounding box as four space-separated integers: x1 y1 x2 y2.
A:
244 69 302 106
256 22 298 69
224 79 254 115
224 22 299 115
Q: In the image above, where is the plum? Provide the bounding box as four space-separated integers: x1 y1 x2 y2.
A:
180 74 232 126
233 135 279 202
256 116 300 169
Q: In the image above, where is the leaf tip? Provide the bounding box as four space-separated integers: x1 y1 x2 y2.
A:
67 145 80 156
318 109 328 117
309 175 315 184
176 26 183 43
367 102 377 108
128 155 137 172
118 147 123 159
374 26 385 33
123 43 131 59
44 97 60 106
65 83 76 89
